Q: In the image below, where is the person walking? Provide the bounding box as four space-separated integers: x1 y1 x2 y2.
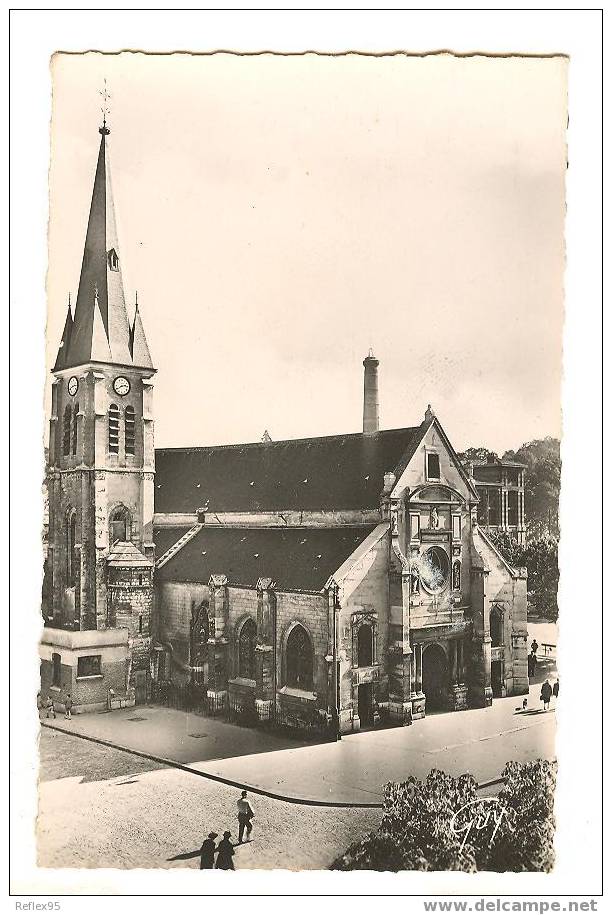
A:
531 639 539 656
553 678 559 700
45 696 56 719
215 831 235 870
237 790 254 843
527 652 534 678
64 694 73 720
199 832 218 870
540 679 553 711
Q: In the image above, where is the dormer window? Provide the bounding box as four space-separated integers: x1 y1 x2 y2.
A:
107 248 119 271
426 452 441 481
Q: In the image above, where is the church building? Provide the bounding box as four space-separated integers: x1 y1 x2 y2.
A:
41 123 529 730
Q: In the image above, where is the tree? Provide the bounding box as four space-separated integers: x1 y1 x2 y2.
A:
522 537 559 620
503 438 560 540
488 531 559 621
331 761 556 873
457 446 498 465
488 530 524 567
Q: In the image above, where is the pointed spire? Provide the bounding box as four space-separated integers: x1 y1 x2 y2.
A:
129 300 154 369
58 125 135 369
53 298 74 371
91 286 113 362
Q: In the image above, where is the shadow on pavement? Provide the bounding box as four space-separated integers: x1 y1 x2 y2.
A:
514 708 555 717
167 849 201 862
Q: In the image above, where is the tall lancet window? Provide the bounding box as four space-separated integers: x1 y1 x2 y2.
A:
125 406 136 456
63 405 72 456
108 404 120 454
238 618 257 680
71 403 79 456
286 625 313 691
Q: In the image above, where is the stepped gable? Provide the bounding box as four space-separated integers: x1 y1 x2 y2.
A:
154 525 378 592
154 426 421 514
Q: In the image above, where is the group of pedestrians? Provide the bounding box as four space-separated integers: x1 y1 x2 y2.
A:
199 790 255 870
540 677 559 711
38 692 73 720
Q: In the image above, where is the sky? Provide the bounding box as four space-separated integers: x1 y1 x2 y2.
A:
46 52 566 453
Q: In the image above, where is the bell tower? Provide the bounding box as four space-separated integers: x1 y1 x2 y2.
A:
42 117 156 711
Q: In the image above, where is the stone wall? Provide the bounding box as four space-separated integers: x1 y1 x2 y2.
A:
156 579 329 714
474 530 529 697
39 627 131 712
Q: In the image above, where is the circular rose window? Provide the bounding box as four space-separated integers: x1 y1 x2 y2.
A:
419 546 450 594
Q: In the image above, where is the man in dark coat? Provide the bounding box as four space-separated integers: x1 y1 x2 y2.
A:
553 678 559 699
215 831 235 870
528 652 537 678
540 679 553 710
199 832 218 869
237 790 255 843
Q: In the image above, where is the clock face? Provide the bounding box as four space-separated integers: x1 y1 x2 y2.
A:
113 376 131 397
67 376 79 396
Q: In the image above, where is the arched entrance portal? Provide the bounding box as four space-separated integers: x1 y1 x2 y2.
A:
422 643 450 711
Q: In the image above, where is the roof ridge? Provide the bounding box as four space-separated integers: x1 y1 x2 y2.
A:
155 425 419 454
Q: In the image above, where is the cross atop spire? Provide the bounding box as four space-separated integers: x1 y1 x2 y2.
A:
98 78 111 135
54 120 153 372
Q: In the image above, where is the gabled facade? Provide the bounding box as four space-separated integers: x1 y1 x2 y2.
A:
153 401 529 733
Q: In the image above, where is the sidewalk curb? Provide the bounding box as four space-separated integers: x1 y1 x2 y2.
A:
40 721 383 808
41 721 504 807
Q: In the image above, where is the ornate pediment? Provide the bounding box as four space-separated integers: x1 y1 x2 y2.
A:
208 573 228 588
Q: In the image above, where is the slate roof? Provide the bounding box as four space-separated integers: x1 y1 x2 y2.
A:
153 525 378 592
154 526 192 559
107 541 152 567
154 426 421 514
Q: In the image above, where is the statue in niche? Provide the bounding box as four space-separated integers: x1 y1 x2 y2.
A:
410 565 420 595
390 505 399 536
430 507 440 530
452 561 461 591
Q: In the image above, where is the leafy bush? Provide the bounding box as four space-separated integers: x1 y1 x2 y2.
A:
489 531 559 621
331 760 556 873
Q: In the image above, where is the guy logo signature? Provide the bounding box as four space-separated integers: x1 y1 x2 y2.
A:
450 798 514 853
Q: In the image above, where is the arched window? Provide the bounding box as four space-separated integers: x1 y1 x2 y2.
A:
490 607 504 648
108 404 120 454
238 618 257 680
109 506 131 544
71 403 79 455
66 512 77 588
357 623 374 667
125 405 136 456
63 405 71 456
286 624 313 691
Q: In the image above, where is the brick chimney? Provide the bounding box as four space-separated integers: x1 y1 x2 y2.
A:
362 349 380 435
